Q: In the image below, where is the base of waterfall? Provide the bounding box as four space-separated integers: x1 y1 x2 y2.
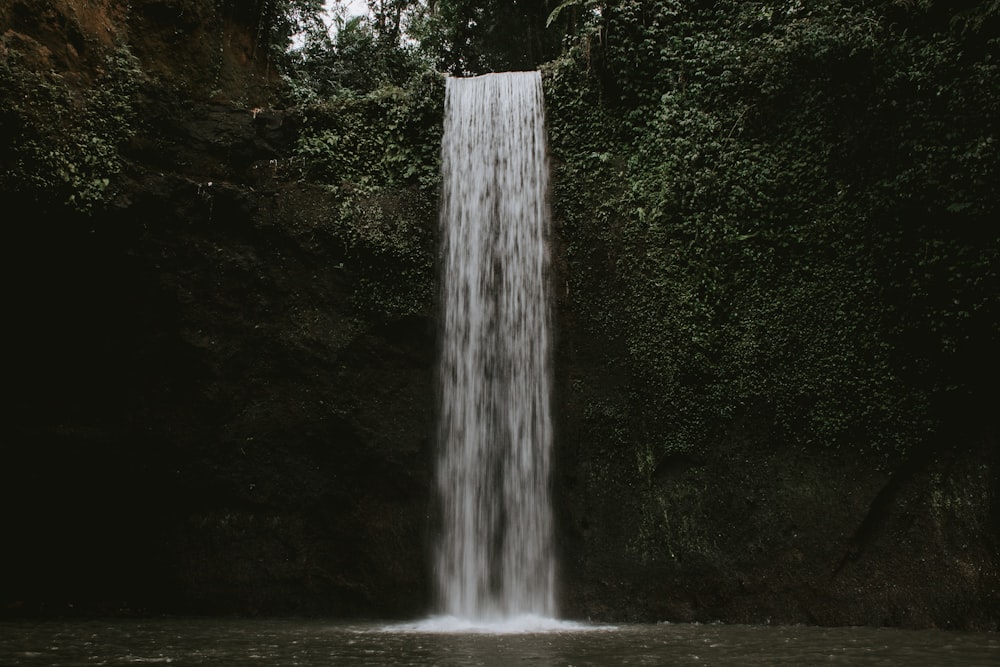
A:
381 614 614 634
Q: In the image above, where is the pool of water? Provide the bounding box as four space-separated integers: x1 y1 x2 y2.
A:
1 617 996 666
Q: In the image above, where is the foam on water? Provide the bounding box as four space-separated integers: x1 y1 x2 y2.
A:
381 615 614 635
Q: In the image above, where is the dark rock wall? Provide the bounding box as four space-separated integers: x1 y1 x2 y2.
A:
539 5 999 630
554 359 999 628
550 237 997 629
3 0 434 617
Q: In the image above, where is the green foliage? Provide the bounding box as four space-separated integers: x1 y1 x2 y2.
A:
295 69 443 192
0 43 141 213
409 0 561 74
274 0 997 456
283 4 429 101
277 0 584 82
255 0 328 61
293 69 445 318
547 0 999 463
273 2 446 320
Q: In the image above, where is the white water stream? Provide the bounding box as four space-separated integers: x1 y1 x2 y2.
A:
434 71 556 623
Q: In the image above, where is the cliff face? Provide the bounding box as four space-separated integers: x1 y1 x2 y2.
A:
2 0 997 629
541 4 1000 629
3 0 435 617
555 369 1000 627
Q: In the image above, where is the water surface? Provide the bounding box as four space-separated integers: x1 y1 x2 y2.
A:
1 617 996 666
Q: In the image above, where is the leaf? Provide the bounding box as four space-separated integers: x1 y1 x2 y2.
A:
546 0 581 28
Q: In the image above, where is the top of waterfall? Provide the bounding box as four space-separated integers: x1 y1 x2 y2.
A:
447 70 541 79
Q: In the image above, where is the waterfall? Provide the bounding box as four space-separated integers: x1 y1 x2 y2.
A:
435 71 555 621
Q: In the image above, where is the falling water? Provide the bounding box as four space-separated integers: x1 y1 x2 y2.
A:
435 71 555 622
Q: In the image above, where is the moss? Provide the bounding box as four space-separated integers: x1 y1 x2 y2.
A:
546 1 999 467
291 71 445 320
0 41 140 213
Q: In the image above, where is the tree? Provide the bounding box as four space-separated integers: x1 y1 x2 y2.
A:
411 0 561 74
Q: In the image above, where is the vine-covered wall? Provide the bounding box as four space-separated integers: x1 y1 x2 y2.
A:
548 0 998 467
544 0 998 627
